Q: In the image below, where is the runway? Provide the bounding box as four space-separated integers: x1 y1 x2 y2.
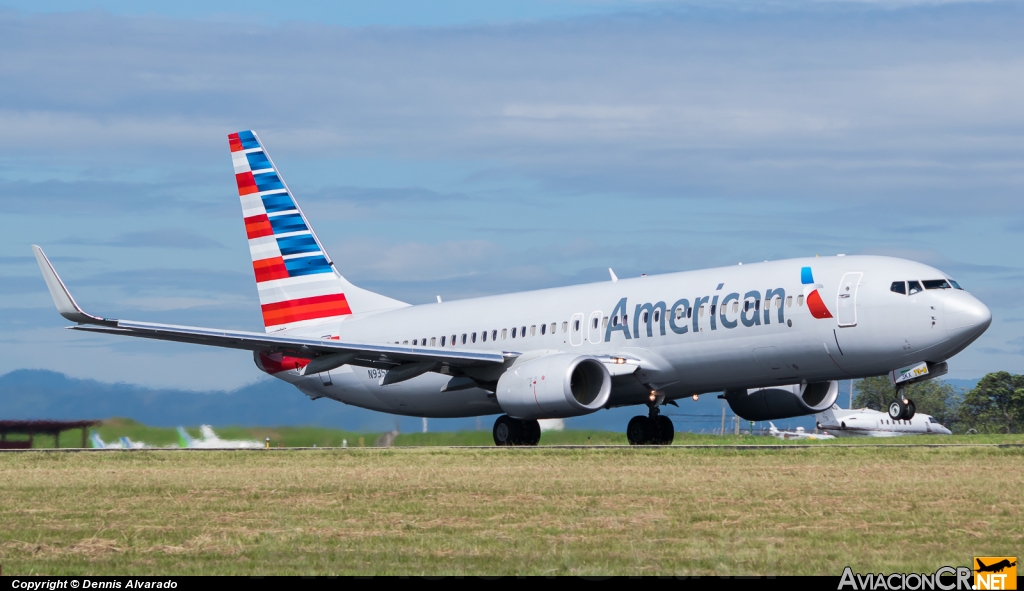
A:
2 443 1021 452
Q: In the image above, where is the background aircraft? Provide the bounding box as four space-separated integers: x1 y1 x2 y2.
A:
768 423 835 441
34 130 991 447
177 426 263 449
815 405 952 437
89 433 149 449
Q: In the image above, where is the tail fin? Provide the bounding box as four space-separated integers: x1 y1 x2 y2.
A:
177 426 194 448
90 433 106 448
228 130 407 332
199 425 217 440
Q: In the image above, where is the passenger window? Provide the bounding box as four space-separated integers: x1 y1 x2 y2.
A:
797 295 804 306
593 317 599 329
531 325 536 336
462 334 467 344
923 279 951 290
512 327 517 338
709 305 716 316
472 332 477 343
540 323 546 335
412 339 418 345
675 308 683 320
785 296 792 308
699 306 705 317
642 311 648 323
744 301 750 312
430 337 436 346
451 334 456 346
521 326 526 337
481 331 487 342
550 323 556 334
440 336 445 347
755 300 760 310
602 316 608 328
574 320 580 331
685 308 691 319
891 281 906 295
653 311 660 323
908 281 922 295
492 329 498 341
623 314 628 324
562 322 568 332
403 340 408 344
501 328 507 339
732 302 739 313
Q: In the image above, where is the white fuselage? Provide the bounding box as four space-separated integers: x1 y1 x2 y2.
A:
264 255 990 418
816 406 953 437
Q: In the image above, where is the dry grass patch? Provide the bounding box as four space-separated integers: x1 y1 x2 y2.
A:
0 447 1021 575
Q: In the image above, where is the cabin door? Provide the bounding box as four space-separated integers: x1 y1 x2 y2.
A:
836 272 863 327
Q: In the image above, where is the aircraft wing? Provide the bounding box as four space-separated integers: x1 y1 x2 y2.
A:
33 246 510 370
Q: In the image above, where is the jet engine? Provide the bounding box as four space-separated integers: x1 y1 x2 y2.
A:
495 353 612 419
722 381 839 421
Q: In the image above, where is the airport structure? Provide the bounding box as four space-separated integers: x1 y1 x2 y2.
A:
0 419 100 449
32 131 992 446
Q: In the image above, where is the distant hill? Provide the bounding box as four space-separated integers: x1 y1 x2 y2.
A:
0 370 982 434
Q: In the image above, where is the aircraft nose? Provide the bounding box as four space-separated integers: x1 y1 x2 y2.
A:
945 291 992 343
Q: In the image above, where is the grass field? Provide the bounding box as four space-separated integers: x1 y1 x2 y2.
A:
1 446 1021 575
21 418 1024 448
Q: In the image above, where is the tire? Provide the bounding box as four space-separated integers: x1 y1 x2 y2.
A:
904 399 916 420
493 415 520 446
655 415 674 445
887 399 906 420
521 419 541 446
627 416 650 445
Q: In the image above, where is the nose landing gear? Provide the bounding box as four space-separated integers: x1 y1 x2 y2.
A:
887 387 916 421
492 415 541 446
626 405 674 445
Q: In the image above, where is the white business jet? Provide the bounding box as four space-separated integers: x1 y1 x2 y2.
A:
767 423 835 441
177 426 263 449
816 404 952 437
32 131 991 446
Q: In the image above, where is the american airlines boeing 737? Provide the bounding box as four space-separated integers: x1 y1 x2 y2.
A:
33 130 992 445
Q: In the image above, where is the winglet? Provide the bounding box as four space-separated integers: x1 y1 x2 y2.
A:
32 245 115 326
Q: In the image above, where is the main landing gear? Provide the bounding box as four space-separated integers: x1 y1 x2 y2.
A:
492 415 541 446
626 405 674 445
887 386 916 421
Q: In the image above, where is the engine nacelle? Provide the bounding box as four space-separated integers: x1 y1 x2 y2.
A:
723 381 839 421
496 353 612 419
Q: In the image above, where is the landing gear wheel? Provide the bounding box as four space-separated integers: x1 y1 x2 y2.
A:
904 399 916 420
627 416 650 445
888 399 907 421
654 415 674 445
493 415 520 446
521 419 541 446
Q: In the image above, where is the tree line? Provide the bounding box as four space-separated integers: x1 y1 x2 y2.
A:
852 371 1024 434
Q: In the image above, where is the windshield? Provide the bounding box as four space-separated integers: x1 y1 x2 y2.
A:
923 279 952 290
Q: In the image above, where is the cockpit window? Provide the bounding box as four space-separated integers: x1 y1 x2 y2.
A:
949 279 963 290
923 279 951 290
890 281 906 295
928 417 938 423
907 281 923 295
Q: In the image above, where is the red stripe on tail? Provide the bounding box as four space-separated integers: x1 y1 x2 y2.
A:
262 293 352 327
235 171 257 195
253 257 290 282
228 133 244 153
244 214 274 239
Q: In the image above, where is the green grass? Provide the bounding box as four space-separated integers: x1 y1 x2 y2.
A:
0 446 1021 575
23 418 1024 448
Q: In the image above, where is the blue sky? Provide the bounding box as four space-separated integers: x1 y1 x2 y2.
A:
0 0 1021 390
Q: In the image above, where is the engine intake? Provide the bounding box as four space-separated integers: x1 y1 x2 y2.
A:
723 381 839 421
496 353 612 419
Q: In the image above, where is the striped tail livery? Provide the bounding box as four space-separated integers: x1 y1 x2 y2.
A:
229 130 405 332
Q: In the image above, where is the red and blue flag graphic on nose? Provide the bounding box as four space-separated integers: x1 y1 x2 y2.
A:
802 267 833 319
